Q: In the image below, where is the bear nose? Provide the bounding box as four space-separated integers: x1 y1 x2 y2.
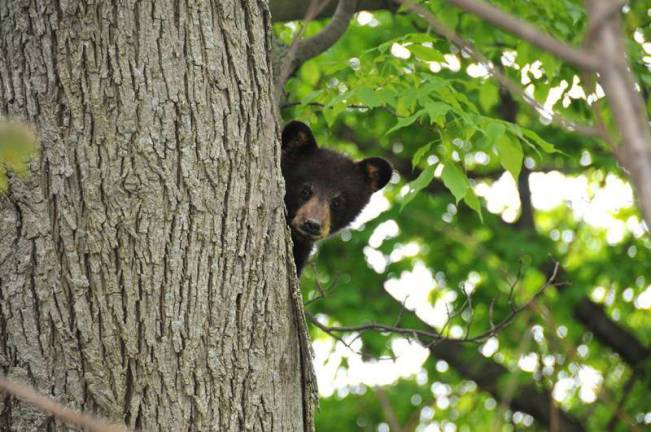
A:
301 219 322 236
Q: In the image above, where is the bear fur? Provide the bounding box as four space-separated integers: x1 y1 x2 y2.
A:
281 121 392 275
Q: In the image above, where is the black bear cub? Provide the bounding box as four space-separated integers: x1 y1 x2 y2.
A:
281 121 392 275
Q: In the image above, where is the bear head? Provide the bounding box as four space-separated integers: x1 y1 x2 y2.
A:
281 120 392 273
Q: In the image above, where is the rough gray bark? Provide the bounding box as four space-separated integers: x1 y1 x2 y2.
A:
0 1 314 431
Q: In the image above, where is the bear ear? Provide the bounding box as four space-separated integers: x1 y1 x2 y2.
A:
357 157 393 192
282 121 317 155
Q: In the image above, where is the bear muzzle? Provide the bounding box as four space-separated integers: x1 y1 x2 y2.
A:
291 196 331 240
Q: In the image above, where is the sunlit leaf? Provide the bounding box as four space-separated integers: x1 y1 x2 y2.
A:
408 44 445 62
478 81 499 112
386 112 422 135
464 188 484 221
441 162 469 203
412 142 432 168
400 163 436 210
353 86 385 108
496 134 523 180
424 101 451 127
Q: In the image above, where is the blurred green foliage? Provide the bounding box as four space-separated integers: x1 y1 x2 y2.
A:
276 1 651 431
0 121 38 191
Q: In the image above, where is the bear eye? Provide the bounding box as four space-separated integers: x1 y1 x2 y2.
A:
300 185 312 201
331 195 344 210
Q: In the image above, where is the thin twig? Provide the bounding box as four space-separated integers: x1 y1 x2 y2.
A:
392 295 411 327
309 262 562 347
282 100 410 118
463 284 474 339
488 298 496 328
305 263 340 305
374 387 403 432
309 311 442 343
0 376 130 432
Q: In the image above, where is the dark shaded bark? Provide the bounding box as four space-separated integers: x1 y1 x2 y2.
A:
270 0 396 23
428 340 584 432
573 299 650 369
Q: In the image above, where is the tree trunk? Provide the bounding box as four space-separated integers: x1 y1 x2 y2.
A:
0 1 314 431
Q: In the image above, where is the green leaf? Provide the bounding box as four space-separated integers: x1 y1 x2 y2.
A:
485 122 506 144
400 164 437 210
454 91 479 113
403 33 434 44
386 112 422 135
540 53 560 78
412 142 432 168
324 91 348 109
522 129 557 153
323 102 345 127
399 87 420 114
464 188 484 222
302 89 323 105
421 75 447 93
640 73 651 87
478 82 499 112
408 44 445 62
496 134 523 180
436 86 463 110
439 7 459 29
516 41 536 66
423 101 451 127
441 163 469 204
299 59 321 86
553 21 570 37
321 60 349 74
353 86 384 108
534 82 551 103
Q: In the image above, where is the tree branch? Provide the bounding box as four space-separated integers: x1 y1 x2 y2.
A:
0 376 129 432
294 0 359 67
393 0 604 138
585 0 651 228
309 262 560 347
439 0 599 70
270 0 395 22
573 299 651 369
429 338 585 431
275 0 358 102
